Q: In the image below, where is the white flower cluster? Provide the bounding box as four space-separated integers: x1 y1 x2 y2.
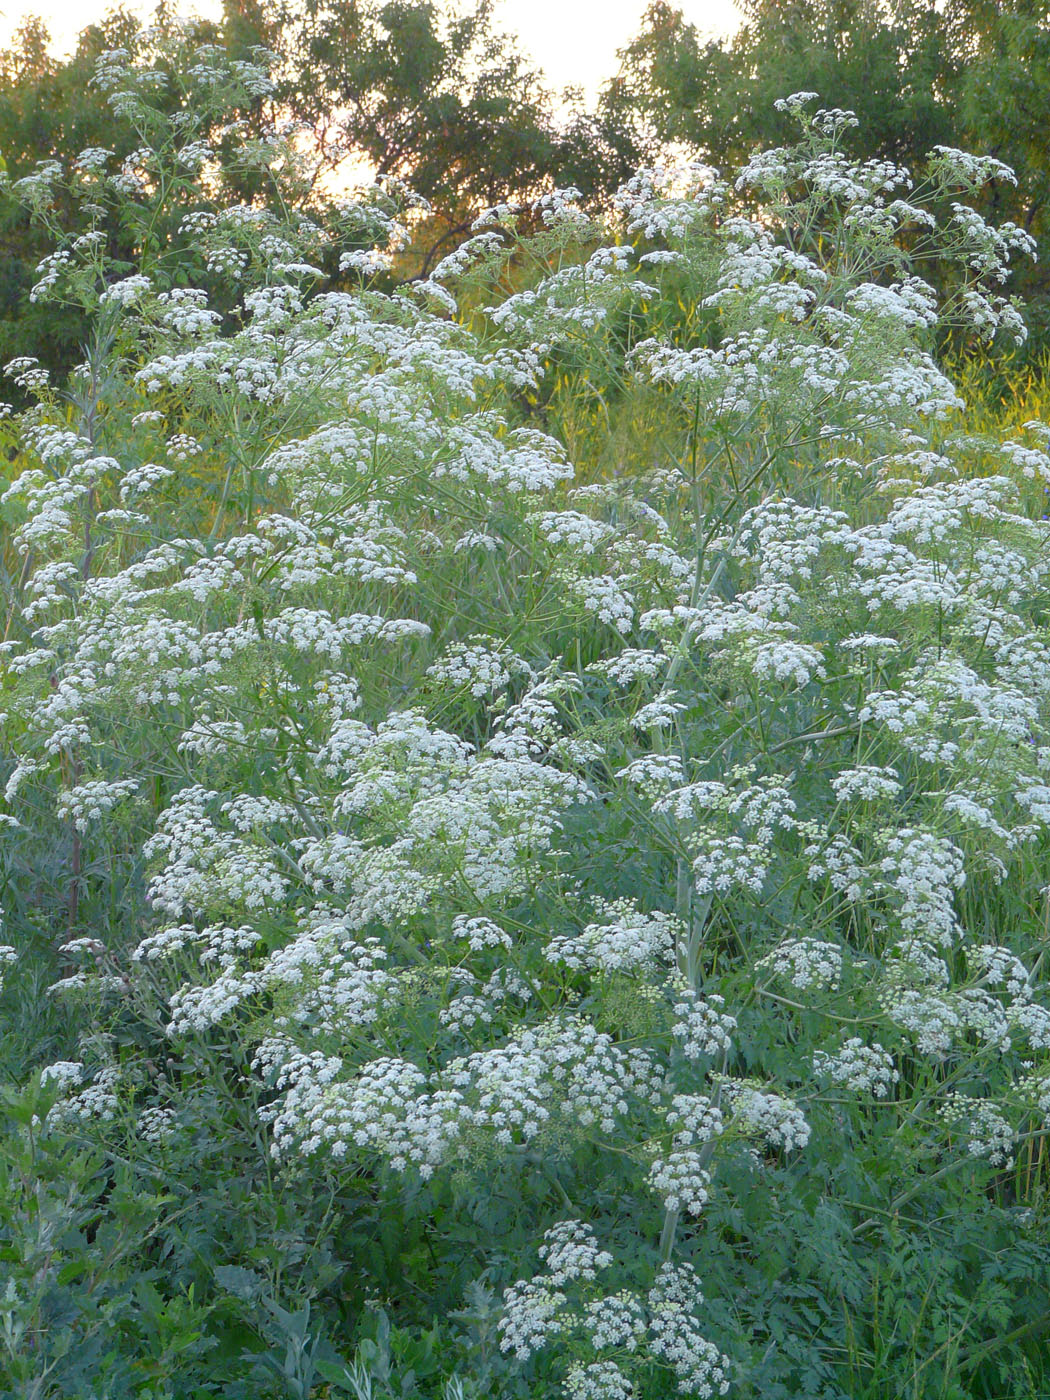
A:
40 1060 84 1091
813 1039 899 1097
45 1066 120 1127
570 574 636 635
883 989 960 1057
941 1094 1015 1167
100 274 153 307
120 461 174 501
8 83 1050 1400
589 648 668 687
545 901 679 975
259 1043 460 1178
672 992 736 1060
500 1234 729 1399
451 914 513 951
1019 1072 1050 1121
426 636 532 698
647 1263 732 1397
973 944 1031 1002
583 1293 647 1351
666 1093 724 1147
538 1219 615 1285
647 1151 711 1215
256 1013 664 1178
262 918 392 1035
0 944 15 994
531 509 617 554
499 1278 569 1361
878 828 966 946
56 778 140 832
138 1105 177 1142
757 937 843 991
616 753 687 797
691 835 769 896
831 765 902 802
722 1081 811 1152
565 1361 634 1400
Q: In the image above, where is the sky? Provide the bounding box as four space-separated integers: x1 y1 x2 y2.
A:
0 0 744 99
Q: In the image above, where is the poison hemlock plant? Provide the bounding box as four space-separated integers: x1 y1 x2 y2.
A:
0 48 1049 1398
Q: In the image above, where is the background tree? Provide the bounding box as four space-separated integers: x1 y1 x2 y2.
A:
950 0 1050 343
0 0 639 378
250 0 633 271
0 11 138 381
602 0 1050 354
602 1 955 174
10 0 1050 365
0 5 287 387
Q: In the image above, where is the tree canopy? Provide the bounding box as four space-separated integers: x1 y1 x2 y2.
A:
601 0 1050 346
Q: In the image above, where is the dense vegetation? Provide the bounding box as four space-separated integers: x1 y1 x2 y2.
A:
5 0 1050 377
4 20 1050 1400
